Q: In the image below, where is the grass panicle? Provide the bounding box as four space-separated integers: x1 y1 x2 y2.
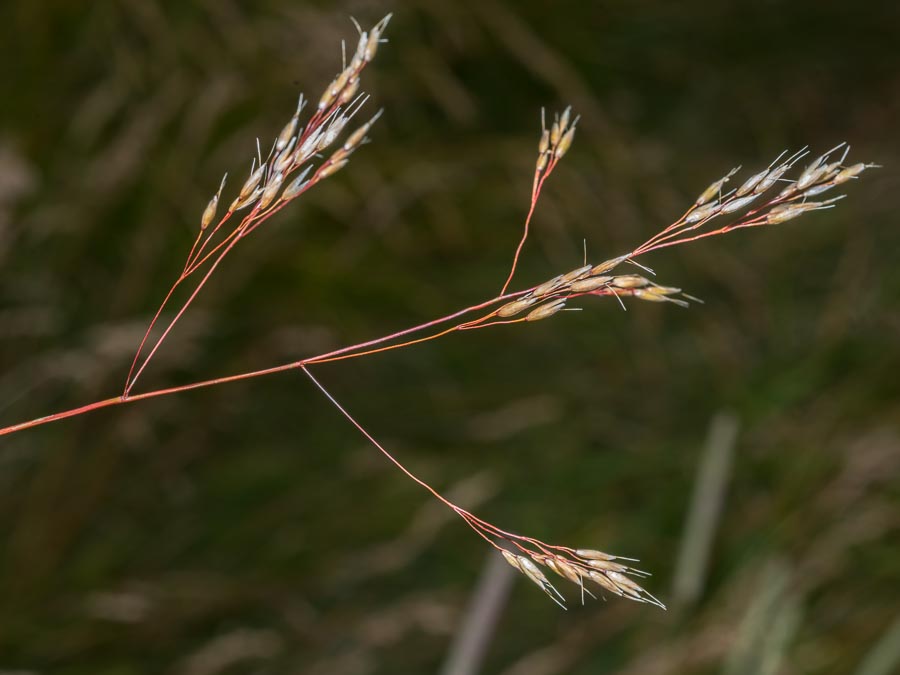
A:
0 12 879 611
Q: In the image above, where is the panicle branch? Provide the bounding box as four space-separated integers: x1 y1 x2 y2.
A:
630 142 879 258
123 15 393 396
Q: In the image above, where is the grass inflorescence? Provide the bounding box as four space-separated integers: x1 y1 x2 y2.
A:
0 12 879 612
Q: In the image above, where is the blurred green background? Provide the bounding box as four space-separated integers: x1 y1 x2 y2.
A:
1 1 898 673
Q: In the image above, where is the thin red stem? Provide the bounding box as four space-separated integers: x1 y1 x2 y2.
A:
123 279 182 394
186 210 242 274
125 233 245 395
300 365 490 540
184 229 205 274
0 290 528 437
499 158 557 295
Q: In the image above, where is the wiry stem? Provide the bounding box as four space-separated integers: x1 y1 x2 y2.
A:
300 365 483 534
125 231 244 396
0 289 526 437
500 107 577 295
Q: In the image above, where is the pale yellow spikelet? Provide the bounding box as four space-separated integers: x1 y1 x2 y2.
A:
525 299 567 322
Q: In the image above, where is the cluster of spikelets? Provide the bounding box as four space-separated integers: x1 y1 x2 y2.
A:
122 15 394 396
488 141 878 328
196 14 392 238
500 547 665 610
495 263 688 322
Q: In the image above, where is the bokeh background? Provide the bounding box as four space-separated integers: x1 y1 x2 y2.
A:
1 1 898 673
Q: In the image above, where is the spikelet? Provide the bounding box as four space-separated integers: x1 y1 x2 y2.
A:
497 296 537 317
735 167 770 197
531 274 566 298
833 162 877 185
318 158 349 180
258 172 284 210
591 255 630 276
273 137 297 174
694 166 739 207
230 186 263 212
525 299 567 322
275 106 299 152
569 276 613 293
281 166 313 201
720 193 758 214
575 548 616 561
586 559 629 573
796 142 845 190
501 550 522 571
550 120 561 146
237 163 266 202
554 559 584 585
201 174 227 229
560 264 593 284
343 109 384 152
555 127 576 159
538 128 550 154
610 274 650 289
685 201 722 224
634 287 689 307
588 569 622 595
